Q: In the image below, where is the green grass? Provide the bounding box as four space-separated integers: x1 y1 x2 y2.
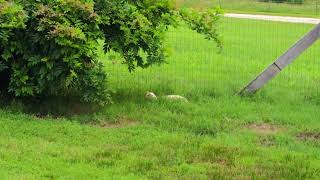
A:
1 18 320 178
106 18 320 101
176 0 320 18
1 96 320 178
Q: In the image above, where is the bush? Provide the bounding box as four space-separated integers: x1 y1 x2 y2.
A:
0 0 222 105
0 1 26 91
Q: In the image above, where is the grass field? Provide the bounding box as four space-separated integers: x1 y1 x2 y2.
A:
176 0 320 17
106 18 320 100
1 18 320 178
1 96 320 179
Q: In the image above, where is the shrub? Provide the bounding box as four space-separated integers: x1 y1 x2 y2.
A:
0 1 26 91
0 0 222 105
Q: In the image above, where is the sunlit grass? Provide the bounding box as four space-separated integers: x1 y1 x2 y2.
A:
176 0 320 18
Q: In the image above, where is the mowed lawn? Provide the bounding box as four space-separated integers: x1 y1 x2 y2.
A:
1 18 320 178
175 0 320 17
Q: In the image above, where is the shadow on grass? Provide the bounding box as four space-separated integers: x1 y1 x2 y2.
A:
0 94 102 119
0 89 153 122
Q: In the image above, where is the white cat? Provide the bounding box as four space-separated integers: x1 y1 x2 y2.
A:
145 92 188 102
145 92 158 101
164 95 188 103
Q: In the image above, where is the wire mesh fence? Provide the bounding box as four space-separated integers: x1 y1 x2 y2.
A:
105 2 320 100
178 0 320 17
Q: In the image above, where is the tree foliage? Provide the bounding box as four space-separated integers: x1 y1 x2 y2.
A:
0 0 222 105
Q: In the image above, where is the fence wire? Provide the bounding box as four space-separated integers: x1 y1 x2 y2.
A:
106 2 320 100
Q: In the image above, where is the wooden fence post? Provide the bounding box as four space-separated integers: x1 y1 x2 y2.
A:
239 23 320 95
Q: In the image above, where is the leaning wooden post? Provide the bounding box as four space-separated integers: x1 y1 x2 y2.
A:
239 23 320 95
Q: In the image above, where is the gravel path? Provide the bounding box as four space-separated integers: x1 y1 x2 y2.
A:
225 13 320 24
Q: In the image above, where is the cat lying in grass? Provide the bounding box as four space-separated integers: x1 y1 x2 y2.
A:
145 92 188 102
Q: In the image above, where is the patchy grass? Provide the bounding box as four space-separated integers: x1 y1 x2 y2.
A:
1 95 320 178
247 123 283 135
297 132 320 142
100 117 139 129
